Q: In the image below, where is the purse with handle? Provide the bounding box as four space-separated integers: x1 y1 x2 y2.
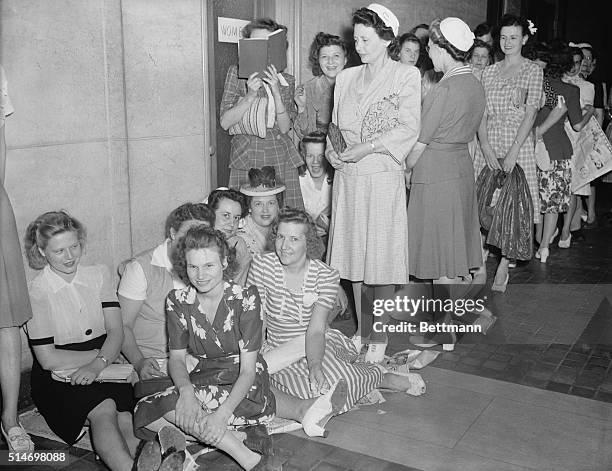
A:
228 95 268 138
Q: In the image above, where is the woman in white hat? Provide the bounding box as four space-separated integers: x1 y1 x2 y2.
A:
405 18 490 348
236 167 286 258
325 4 421 362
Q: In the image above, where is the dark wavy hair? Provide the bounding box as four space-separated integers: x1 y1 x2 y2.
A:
353 7 400 60
398 32 420 49
24 211 86 270
523 40 548 62
474 22 492 38
499 14 531 38
308 32 348 76
242 17 287 39
429 18 470 62
208 188 248 219
164 203 215 239
272 208 325 260
244 167 285 207
171 225 237 286
298 131 333 183
468 39 492 62
545 45 574 79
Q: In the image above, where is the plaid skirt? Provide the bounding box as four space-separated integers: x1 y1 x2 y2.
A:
538 159 571 214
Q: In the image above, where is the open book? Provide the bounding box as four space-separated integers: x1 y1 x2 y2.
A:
238 29 287 78
52 364 135 383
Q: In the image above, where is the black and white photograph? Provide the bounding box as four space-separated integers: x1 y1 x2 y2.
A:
1 0 611 470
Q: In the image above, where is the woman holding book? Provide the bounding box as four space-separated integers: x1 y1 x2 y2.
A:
326 4 420 361
220 17 304 209
24 211 138 471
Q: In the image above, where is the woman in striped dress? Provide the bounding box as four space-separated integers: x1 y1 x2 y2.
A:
248 209 424 435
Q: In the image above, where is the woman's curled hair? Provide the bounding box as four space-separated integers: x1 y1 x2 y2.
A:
272 207 325 260
353 7 399 60
242 17 287 38
171 225 237 286
208 188 248 219
429 18 470 63
499 14 531 37
24 210 86 270
309 32 347 76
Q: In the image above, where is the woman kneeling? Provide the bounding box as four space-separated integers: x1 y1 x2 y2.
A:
133 226 275 470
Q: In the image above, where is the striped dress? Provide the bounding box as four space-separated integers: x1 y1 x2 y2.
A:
247 253 383 413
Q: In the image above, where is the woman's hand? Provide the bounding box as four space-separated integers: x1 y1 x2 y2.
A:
136 357 164 380
556 95 567 113
339 143 369 163
483 149 502 171
199 410 228 446
174 386 202 436
309 363 328 395
326 149 345 170
502 149 518 173
295 85 306 112
262 64 281 95
404 170 412 189
246 72 263 98
70 361 103 386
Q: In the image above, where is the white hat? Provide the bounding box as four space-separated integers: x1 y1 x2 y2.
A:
440 17 475 52
367 3 399 36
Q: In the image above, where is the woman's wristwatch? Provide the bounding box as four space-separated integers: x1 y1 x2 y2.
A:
94 350 109 367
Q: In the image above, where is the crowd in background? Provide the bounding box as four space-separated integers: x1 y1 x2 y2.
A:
1 3 611 470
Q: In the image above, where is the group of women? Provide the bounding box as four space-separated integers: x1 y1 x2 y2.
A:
1 3 606 471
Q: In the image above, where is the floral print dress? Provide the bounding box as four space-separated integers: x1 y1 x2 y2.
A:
133 282 275 439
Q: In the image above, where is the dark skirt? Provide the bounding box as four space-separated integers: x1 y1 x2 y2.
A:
409 168 482 279
30 336 135 445
133 353 275 440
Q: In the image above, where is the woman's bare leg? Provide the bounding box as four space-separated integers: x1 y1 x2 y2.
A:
351 281 363 340
561 195 577 240
88 399 133 471
117 411 139 457
0 327 23 430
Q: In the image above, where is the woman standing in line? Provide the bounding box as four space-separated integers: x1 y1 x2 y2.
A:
220 18 304 209
326 4 420 361
0 64 34 452
474 14 543 292
294 33 348 138
405 18 487 348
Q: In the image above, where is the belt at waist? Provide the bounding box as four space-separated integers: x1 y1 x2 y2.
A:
427 142 469 151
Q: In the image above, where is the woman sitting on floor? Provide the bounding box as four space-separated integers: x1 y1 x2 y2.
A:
133 226 277 470
208 188 252 286
236 167 285 256
248 208 425 437
24 211 138 471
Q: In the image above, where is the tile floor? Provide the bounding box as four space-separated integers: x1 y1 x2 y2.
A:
2 189 612 470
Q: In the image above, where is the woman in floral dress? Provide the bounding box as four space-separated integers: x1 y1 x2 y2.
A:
134 226 275 471
474 14 543 291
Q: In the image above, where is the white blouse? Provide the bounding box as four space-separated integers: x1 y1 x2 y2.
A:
27 264 117 346
298 171 332 221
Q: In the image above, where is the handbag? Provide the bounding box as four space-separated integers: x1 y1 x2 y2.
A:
327 122 347 154
228 95 267 138
535 138 551 171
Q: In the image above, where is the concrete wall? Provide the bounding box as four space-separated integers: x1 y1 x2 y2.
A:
297 0 488 81
1 0 212 369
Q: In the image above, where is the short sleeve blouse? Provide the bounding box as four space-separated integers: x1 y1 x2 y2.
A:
27 265 117 346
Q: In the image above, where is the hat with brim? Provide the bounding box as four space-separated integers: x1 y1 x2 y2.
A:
239 184 286 197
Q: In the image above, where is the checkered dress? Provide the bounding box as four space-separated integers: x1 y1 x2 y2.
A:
473 60 543 224
221 65 304 209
